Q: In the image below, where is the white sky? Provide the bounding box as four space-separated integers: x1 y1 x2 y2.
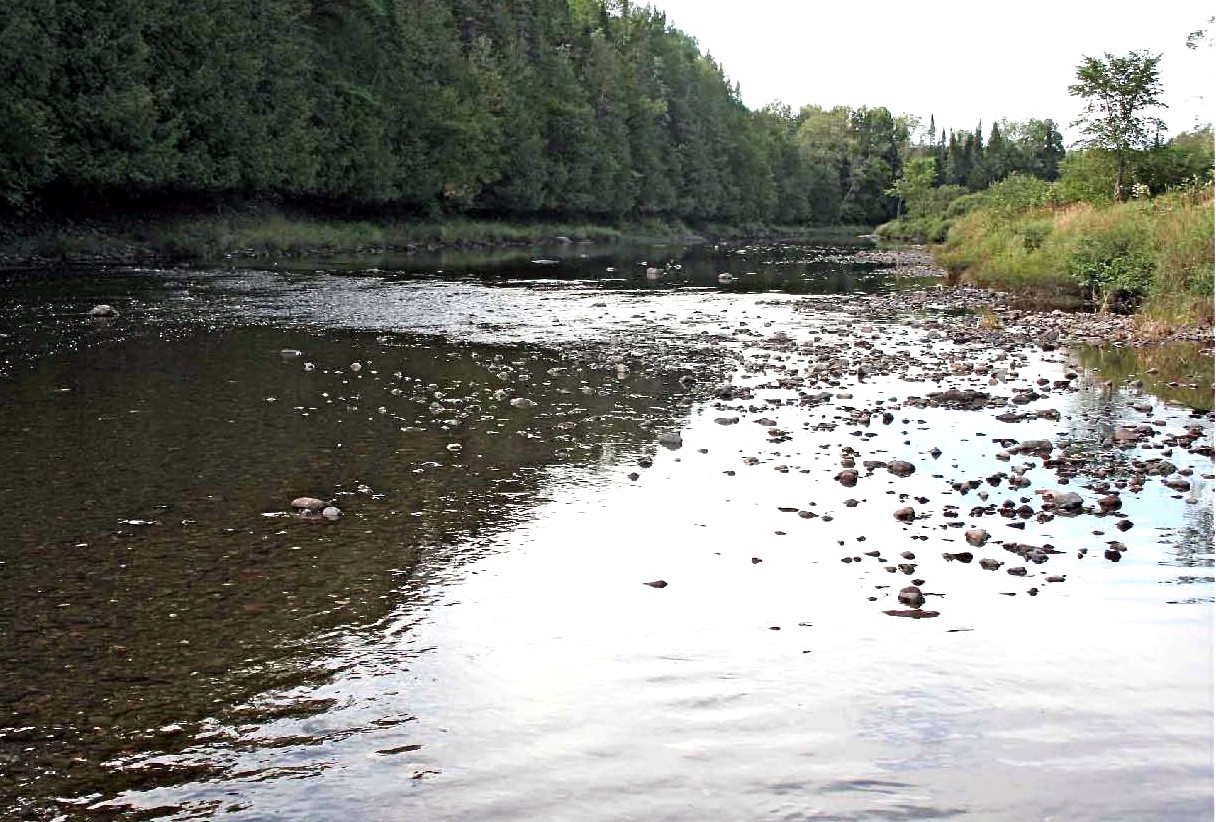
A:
646 0 1213 144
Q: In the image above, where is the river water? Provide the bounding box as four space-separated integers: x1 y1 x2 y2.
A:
0 240 1211 821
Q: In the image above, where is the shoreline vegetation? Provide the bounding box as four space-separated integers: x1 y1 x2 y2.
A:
1 1 1210 338
0 207 877 266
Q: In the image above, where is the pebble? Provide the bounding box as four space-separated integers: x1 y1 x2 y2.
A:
291 497 326 512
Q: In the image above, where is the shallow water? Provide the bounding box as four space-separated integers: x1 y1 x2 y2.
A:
0 241 1211 821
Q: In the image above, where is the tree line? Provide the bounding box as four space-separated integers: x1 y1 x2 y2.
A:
0 0 1070 226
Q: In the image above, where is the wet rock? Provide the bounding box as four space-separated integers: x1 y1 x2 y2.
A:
1009 439 1053 455
643 580 668 588
887 460 916 478
637 457 653 468
1039 490 1083 511
509 397 538 409
291 497 326 512
321 506 342 520
965 528 990 547
658 431 683 449
926 388 990 410
893 506 916 522
884 609 940 619
898 586 925 608
943 551 974 563
88 304 118 318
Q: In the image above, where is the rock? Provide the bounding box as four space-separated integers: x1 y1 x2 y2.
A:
1163 477 1191 492
900 551 916 560
926 388 990 410
715 416 741 425
1045 575 1066 583
658 431 683 448
509 397 538 409
88 304 118 318
321 506 342 520
887 460 916 477
943 551 974 563
965 528 990 547
979 558 1003 571
1009 439 1053 455
1115 519 1133 532
1040 490 1083 511
1007 566 1027 576
1097 494 1122 512
835 469 859 487
928 447 942 459
280 348 303 358
643 580 668 588
898 586 925 608
893 506 916 522
291 497 326 512
897 563 917 575
884 609 940 619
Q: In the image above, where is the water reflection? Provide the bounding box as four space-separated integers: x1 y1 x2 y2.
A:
0 242 1211 820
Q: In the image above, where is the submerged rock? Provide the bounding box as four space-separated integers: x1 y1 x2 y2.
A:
88 304 118 318
291 497 326 512
321 506 342 520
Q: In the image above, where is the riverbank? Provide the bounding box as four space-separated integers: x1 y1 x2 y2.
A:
839 245 1214 347
879 180 1215 332
0 207 871 269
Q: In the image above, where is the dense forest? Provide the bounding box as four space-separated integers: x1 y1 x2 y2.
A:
1 0 1076 228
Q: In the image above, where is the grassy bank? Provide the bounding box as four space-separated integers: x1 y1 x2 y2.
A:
0 208 875 266
937 182 1213 329
878 172 1214 330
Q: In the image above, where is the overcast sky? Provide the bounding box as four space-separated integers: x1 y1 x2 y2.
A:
646 0 1212 144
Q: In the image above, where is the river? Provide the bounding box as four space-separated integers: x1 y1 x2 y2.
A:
1 239 1211 820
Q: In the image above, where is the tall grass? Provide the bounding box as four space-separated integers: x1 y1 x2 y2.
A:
937 182 1214 325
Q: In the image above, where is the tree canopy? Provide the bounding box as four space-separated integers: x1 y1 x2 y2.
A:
1069 50 1167 200
0 0 1075 226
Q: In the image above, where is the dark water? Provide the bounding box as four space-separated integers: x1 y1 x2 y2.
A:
1 240 1211 820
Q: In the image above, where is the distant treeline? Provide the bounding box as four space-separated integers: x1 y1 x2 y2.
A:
1 0 1066 225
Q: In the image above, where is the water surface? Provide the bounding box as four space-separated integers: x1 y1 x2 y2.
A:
1 240 1211 820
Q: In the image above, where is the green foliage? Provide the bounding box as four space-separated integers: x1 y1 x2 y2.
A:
1066 217 1154 310
1069 50 1167 200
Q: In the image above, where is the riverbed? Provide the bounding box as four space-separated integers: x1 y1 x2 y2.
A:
1 240 1212 820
